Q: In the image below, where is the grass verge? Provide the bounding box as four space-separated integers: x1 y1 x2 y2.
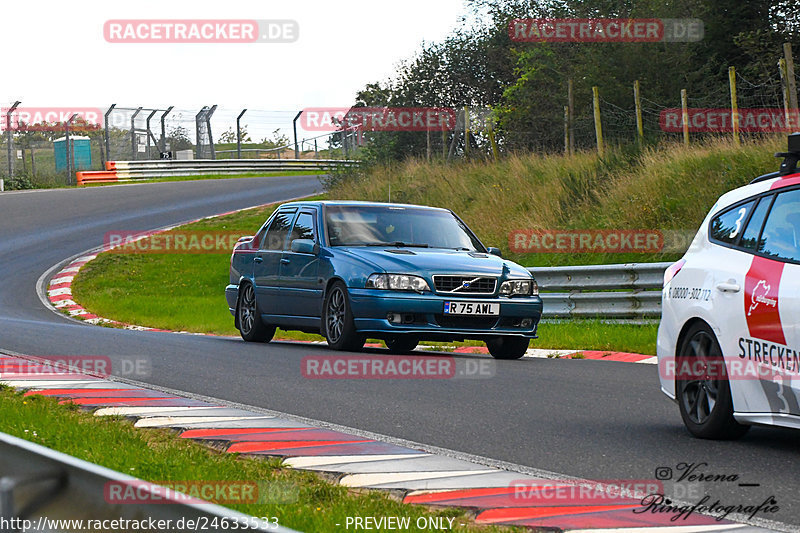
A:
0 383 519 532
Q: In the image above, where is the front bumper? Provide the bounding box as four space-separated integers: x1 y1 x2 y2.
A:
225 284 238 315
348 288 543 339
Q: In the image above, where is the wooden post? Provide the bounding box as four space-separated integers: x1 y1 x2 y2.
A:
633 80 644 147
426 128 431 161
784 43 799 129
729 67 740 146
779 58 791 127
592 86 604 157
442 129 447 159
487 121 499 162
567 79 575 155
564 105 569 155
464 106 470 158
681 89 690 146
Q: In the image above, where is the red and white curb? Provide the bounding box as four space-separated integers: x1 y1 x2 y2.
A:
46 258 657 364
0 352 769 532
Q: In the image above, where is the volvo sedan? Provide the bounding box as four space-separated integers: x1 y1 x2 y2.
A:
226 201 543 359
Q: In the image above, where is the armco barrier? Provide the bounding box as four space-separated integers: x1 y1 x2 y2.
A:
76 159 358 185
530 262 670 319
0 430 296 532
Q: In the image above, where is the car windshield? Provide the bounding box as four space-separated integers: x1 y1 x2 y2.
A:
325 205 484 251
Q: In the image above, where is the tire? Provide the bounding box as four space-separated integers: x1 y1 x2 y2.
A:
237 282 276 343
676 323 749 440
323 281 365 351
385 337 419 354
486 336 529 360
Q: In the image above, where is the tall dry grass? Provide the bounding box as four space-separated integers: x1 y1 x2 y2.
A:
328 136 784 266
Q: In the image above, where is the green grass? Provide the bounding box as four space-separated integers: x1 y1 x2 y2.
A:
328 136 783 267
0 385 518 532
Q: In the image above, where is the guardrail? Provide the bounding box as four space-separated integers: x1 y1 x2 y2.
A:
0 431 297 532
76 159 358 185
529 262 670 319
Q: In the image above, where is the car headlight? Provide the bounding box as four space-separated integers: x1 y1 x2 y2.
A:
366 273 431 293
499 279 537 296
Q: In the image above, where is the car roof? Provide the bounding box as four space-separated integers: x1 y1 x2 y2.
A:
277 200 450 212
712 171 800 215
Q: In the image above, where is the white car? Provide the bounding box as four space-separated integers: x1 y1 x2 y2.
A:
658 133 800 439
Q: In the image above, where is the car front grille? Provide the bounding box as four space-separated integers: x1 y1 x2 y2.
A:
433 275 497 295
435 315 499 329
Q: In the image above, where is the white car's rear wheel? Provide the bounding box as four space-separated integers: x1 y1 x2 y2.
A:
676 323 748 439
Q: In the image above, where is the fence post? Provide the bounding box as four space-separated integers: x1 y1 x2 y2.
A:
66 113 79 186
487 119 499 162
592 87 604 157
784 43 799 129
104 104 115 162
728 67 740 146
567 79 574 155
160 106 173 155
6 101 20 178
237 109 247 159
145 110 157 159
293 111 302 159
681 89 689 146
779 58 791 128
464 106 470 158
206 105 217 160
633 80 644 147
130 107 142 160
426 129 431 161
563 105 569 155
441 128 447 159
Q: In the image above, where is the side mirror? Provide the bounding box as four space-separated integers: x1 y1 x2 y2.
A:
487 246 503 257
291 239 318 255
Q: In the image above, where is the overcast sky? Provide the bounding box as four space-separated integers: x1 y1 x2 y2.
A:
6 0 469 139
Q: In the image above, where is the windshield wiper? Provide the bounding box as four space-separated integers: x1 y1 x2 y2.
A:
362 241 430 248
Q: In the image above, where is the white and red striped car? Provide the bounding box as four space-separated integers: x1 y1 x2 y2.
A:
658 134 800 439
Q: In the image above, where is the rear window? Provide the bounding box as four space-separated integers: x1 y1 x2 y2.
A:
709 200 755 245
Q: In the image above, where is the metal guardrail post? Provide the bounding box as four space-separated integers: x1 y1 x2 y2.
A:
206 105 217 160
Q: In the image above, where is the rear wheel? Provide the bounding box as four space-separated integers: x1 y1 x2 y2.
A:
323 282 365 351
237 283 276 343
385 337 419 354
486 336 529 360
676 323 748 439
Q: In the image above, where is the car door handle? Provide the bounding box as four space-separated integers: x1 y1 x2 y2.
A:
716 281 740 293
280 258 291 264
254 256 263 263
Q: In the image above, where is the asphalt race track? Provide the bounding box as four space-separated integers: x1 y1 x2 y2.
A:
1 177 799 528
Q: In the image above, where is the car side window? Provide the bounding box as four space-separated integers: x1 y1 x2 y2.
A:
709 200 755 245
739 195 773 252
758 189 800 263
289 212 316 244
262 209 296 251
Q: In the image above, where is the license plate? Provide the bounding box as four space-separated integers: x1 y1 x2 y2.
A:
443 301 500 315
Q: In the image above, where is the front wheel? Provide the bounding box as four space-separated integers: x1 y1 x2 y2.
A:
486 336 529 359
237 283 276 343
323 282 365 351
676 323 748 440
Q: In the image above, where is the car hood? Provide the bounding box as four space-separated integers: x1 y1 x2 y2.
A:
338 247 532 279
